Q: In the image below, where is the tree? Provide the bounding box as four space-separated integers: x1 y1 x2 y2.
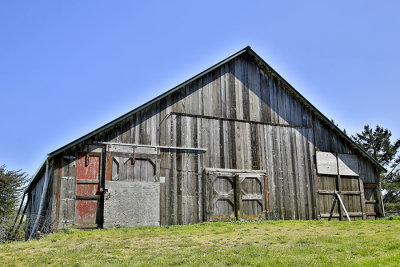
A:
351 125 400 209
0 165 29 216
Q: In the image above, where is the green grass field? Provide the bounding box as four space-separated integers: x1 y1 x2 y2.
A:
1 219 400 266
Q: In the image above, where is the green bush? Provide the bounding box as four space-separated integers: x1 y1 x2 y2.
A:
384 202 400 211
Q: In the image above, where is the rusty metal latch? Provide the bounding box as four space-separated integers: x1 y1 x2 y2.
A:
85 153 90 167
97 188 108 195
130 148 135 165
98 188 111 200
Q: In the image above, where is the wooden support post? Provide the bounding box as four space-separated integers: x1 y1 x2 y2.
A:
357 159 367 220
264 175 269 220
7 193 26 239
335 153 343 220
377 181 385 217
359 178 367 220
328 195 337 221
11 202 28 240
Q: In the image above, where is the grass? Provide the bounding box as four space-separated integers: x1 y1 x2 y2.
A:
1 219 400 266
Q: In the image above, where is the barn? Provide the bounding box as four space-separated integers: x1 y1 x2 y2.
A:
21 46 385 238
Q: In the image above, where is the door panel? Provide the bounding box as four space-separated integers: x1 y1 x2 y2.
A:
316 175 339 219
316 175 364 220
237 174 266 220
207 174 236 222
315 152 366 220
75 200 98 225
77 154 99 179
103 148 161 228
75 153 100 228
58 156 76 227
340 177 363 220
103 181 160 228
205 170 267 222
364 183 378 219
76 184 98 195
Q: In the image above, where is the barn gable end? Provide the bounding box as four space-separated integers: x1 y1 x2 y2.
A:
24 47 385 237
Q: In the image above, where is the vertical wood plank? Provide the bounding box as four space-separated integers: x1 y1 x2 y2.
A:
248 60 261 122
234 58 244 120
260 69 271 123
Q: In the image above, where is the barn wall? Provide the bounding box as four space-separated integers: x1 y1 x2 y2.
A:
25 161 55 237
54 53 383 226
82 54 317 223
313 115 383 219
50 156 60 227
26 171 46 234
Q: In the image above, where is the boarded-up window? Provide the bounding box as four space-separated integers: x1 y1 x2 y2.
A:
316 152 359 176
105 146 159 182
110 157 156 182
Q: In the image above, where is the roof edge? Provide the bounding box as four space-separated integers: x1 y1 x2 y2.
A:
25 156 48 193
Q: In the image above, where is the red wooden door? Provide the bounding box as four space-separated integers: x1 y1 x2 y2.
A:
75 153 100 228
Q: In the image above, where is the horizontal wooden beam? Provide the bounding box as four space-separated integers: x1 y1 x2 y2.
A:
171 112 312 129
364 185 377 189
74 224 98 229
241 195 263 200
76 195 100 200
320 212 363 218
341 191 361 195
76 179 99 184
317 190 336 195
107 152 160 159
365 200 377 204
98 141 207 152
205 168 266 174
317 190 361 195
366 212 377 216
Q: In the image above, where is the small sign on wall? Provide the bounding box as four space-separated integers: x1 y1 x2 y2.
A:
160 176 165 183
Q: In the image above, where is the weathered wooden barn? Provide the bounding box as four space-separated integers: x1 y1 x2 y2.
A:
23 46 386 237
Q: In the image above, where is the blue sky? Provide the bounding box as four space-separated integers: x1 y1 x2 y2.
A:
0 1 399 177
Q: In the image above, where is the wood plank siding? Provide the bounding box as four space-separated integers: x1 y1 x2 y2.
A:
25 49 384 232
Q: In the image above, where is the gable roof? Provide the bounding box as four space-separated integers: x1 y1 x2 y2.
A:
27 46 385 192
